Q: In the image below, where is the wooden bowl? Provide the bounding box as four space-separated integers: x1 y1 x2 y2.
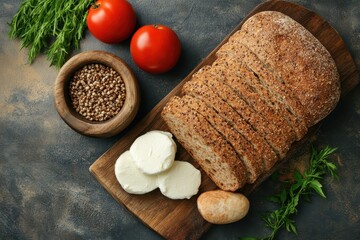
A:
53 50 140 137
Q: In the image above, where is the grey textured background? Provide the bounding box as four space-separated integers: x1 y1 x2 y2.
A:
0 0 359 239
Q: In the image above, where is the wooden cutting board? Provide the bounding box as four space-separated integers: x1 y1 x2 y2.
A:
89 1 359 239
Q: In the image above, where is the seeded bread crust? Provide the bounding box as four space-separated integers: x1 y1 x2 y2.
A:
181 94 263 183
161 96 247 191
237 11 340 126
211 55 307 140
183 75 289 159
216 42 309 136
191 66 278 170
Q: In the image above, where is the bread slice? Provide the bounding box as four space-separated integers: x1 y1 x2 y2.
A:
180 94 263 183
191 66 278 170
161 96 248 191
216 42 308 139
182 74 290 159
236 11 340 126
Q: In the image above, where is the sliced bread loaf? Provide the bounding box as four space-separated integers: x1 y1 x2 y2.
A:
161 11 340 191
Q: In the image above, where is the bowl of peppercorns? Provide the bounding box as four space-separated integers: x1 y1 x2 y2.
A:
54 50 140 137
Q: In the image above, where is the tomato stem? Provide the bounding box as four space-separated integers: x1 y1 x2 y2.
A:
91 2 100 9
153 24 163 30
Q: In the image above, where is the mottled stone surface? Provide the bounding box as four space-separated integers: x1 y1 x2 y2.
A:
0 0 359 239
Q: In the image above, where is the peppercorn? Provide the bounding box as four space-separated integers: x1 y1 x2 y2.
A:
69 63 126 122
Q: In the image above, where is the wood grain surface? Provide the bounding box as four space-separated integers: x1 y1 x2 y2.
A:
89 1 359 239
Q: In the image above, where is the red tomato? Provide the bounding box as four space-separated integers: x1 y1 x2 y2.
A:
87 0 136 44
130 24 181 74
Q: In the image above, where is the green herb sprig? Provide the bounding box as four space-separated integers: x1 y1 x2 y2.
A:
9 0 94 68
241 146 338 240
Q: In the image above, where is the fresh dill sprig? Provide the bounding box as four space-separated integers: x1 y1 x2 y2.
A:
9 0 95 68
241 146 338 240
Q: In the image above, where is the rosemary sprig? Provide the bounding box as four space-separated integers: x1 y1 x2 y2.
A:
9 0 95 68
241 146 338 240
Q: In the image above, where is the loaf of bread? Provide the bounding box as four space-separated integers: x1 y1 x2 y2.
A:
161 11 340 191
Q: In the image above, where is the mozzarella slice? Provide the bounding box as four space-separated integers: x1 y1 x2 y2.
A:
114 150 157 194
157 161 201 199
130 130 176 175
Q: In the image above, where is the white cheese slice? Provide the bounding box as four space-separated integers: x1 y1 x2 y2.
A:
114 150 157 194
129 130 176 175
157 161 201 199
